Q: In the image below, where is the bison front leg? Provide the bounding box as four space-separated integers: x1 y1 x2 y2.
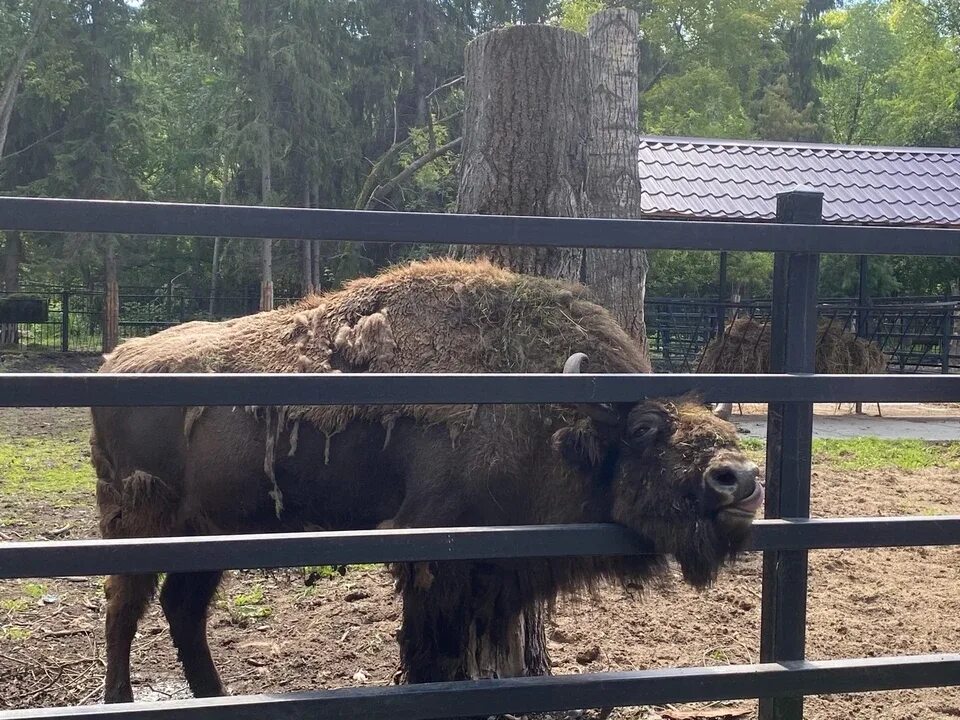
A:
397 561 550 684
103 573 159 703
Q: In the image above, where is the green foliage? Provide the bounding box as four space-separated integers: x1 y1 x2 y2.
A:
21 582 45 599
1 1 958 303
554 0 604 32
644 65 753 138
820 0 960 147
647 250 773 299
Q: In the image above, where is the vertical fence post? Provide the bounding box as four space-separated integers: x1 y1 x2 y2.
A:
942 308 951 374
716 250 729 339
60 290 70 353
759 189 822 720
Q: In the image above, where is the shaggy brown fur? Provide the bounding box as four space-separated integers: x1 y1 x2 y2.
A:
90 259 759 699
103 258 650 436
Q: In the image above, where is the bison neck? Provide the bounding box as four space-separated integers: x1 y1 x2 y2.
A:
398 561 550 683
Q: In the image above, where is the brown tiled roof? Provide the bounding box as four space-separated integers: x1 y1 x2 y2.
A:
638 136 960 227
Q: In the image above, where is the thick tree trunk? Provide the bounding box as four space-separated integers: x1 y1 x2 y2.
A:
3 231 20 292
457 25 590 281
102 238 119 353
584 9 648 349
399 23 592 689
1 231 21 344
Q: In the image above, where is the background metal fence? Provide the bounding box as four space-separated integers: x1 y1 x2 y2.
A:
4 285 958 375
647 296 960 373
0 194 958 720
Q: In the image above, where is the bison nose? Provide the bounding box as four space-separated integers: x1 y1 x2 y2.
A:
704 460 761 511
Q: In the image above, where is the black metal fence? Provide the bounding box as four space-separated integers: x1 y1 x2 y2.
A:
0 288 303 353
5 285 958 376
0 194 958 720
647 297 960 373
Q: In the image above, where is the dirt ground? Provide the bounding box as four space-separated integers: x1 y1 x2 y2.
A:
0 354 958 719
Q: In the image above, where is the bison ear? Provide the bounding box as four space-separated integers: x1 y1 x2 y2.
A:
627 404 675 449
551 424 605 471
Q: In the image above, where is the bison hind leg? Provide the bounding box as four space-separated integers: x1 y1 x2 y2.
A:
159 571 225 698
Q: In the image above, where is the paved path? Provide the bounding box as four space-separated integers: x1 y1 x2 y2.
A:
735 414 960 441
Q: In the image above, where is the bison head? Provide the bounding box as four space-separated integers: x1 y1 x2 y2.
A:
553 353 762 587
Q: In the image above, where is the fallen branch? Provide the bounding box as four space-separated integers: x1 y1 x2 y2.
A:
365 137 462 211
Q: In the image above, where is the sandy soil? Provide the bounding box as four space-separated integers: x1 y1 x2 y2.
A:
0 355 958 719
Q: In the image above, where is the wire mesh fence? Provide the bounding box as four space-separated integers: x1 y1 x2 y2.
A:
2 288 958 374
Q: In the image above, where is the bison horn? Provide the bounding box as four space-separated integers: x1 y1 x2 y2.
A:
563 352 590 374
561 352 620 427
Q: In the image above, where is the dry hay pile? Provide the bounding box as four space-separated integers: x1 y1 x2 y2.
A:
102 258 649 439
698 317 887 374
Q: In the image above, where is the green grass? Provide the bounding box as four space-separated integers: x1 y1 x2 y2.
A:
740 437 960 471
226 584 272 622
0 626 31 641
21 582 45 599
0 598 30 613
0 437 94 496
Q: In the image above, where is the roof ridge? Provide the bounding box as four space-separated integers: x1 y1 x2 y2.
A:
645 187 960 209
639 134 960 156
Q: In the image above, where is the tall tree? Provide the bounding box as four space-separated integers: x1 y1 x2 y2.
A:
410 23 591 684
584 8 648 346
458 25 589 280
780 0 837 115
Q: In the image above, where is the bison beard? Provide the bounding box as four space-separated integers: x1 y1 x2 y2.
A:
90 259 761 703
396 563 551 683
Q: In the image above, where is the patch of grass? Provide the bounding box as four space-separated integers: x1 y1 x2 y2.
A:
706 648 730 664
0 598 30 613
227 584 272 623
0 625 32 641
0 437 94 497
232 585 265 607
812 439 960 471
738 437 960 471
21 582 45 599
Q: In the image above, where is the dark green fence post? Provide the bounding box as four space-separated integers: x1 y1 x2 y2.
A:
941 308 951 374
759 189 823 720
60 290 70 352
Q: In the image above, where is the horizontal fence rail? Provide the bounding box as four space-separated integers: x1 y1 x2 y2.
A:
1 196 959 720
2 372 959 407
4 196 960 255
2 518 960 579
2 653 959 720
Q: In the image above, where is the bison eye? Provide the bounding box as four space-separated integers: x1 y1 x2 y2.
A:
627 410 668 448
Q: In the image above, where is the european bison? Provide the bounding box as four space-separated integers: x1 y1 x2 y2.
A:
90 259 762 702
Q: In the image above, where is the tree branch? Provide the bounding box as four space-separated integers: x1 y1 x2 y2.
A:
0 2 50 159
354 109 463 210
425 75 464 102
365 137 462 211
